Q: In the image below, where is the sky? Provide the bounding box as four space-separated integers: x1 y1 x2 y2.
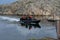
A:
0 0 17 4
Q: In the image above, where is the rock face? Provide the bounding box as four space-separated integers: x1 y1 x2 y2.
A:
0 0 60 19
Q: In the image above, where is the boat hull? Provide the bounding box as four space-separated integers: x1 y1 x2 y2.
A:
47 19 57 22
19 19 41 28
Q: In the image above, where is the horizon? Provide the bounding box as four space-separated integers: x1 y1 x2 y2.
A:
0 0 17 4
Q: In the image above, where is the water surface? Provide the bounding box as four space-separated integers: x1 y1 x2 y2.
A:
0 15 57 40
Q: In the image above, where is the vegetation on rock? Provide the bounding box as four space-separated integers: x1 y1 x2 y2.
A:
0 0 60 19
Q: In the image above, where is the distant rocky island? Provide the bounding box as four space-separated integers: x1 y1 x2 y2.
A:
0 0 60 20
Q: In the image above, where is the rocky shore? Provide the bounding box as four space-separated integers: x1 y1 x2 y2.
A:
0 0 60 20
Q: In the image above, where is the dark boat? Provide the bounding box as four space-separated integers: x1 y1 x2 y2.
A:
19 18 41 29
20 19 40 25
47 19 57 22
